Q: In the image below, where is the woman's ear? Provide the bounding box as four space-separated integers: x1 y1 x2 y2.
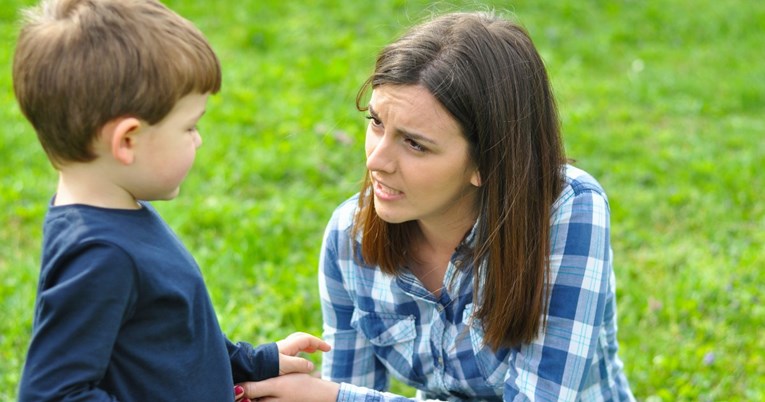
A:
102 117 142 165
470 169 482 187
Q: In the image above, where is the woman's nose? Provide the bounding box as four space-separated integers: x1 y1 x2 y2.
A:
365 133 394 173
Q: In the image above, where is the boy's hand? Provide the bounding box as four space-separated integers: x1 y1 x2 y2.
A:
276 332 331 375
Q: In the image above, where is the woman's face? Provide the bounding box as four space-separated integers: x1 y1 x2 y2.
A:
365 84 481 229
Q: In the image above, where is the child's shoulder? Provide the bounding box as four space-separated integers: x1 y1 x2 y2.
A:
44 201 164 245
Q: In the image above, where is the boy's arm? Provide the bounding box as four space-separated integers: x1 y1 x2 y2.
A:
18 243 137 401
227 339 279 382
228 333 330 382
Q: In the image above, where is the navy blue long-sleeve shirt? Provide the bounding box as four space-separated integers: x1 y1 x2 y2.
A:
19 201 278 401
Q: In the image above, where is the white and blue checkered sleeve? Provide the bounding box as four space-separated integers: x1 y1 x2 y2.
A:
319 197 418 402
505 172 613 401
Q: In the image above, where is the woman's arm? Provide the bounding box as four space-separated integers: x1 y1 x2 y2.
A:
318 226 385 385
241 374 430 402
316 203 433 401
318 211 399 399
240 374 339 401
241 202 444 402
504 182 614 400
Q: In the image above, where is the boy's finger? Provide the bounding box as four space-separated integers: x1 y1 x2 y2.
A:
294 338 331 353
279 355 314 375
277 334 331 355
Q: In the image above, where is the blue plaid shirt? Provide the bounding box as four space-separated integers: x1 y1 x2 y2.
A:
319 165 634 401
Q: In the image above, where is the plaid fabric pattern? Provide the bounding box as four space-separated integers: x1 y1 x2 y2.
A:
319 165 635 402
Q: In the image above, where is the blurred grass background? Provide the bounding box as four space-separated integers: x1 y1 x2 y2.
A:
1 0 763 400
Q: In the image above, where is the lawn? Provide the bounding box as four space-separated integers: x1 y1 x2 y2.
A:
1 0 763 400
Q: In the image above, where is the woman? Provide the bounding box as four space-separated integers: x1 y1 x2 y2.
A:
243 11 634 401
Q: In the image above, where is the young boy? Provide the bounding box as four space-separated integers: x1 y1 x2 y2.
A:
13 0 328 401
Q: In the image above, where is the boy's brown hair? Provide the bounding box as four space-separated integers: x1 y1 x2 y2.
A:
13 0 221 167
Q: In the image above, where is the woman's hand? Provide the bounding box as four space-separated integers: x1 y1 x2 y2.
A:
237 373 340 402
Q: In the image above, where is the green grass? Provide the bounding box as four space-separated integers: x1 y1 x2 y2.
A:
1 0 763 400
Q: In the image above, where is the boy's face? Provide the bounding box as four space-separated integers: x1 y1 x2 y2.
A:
130 92 209 201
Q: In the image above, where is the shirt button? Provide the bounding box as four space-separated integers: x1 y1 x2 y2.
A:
454 259 463 268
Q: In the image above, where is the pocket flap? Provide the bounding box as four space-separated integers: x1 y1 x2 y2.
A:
351 310 417 346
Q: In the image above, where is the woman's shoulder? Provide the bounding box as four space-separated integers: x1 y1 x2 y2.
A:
562 164 606 195
326 193 361 231
559 164 608 198
553 164 610 213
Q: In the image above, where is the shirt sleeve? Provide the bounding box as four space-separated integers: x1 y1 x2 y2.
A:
228 339 279 382
319 214 421 402
504 186 613 401
18 243 138 401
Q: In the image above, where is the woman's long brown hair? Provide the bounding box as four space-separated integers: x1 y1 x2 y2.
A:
353 12 565 350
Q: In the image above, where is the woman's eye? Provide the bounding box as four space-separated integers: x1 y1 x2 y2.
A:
365 115 382 127
405 138 426 153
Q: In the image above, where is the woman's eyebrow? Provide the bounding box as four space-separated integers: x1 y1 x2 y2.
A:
367 105 437 146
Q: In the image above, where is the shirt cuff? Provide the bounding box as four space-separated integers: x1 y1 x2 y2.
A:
337 382 379 402
250 342 279 380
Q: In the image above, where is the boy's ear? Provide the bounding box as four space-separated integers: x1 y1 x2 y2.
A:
102 117 142 165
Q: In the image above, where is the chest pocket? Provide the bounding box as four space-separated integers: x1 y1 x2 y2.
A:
463 303 511 387
351 310 418 375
